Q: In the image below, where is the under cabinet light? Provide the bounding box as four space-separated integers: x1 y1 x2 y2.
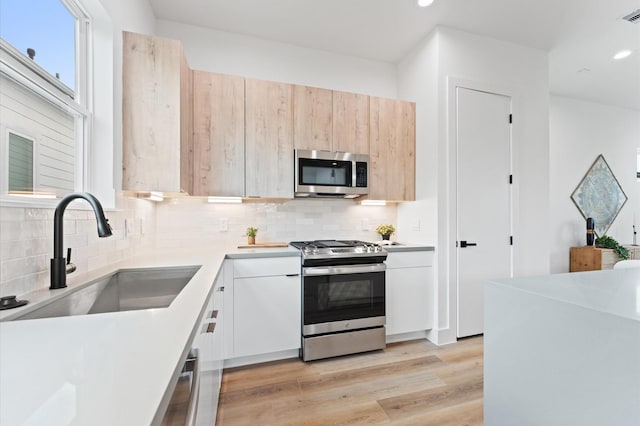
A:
207 196 242 204
149 192 164 202
135 191 164 202
418 0 434 7
360 200 387 206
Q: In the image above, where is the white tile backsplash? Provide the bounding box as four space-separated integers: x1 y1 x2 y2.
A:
0 194 396 297
153 197 397 248
0 193 155 296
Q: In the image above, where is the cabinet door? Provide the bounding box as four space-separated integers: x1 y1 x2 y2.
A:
192 71 245 196
245 79 294 198
386 267 433 335
333 91 369 154
293 85 332 151
233 275 301 358
180 55 194 195
123 31 190 192
369 97 416 201
194 281 223 426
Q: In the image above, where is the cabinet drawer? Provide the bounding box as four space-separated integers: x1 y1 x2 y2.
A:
234 257 300 278
385 251 434 269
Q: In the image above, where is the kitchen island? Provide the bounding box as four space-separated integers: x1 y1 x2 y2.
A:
485 268 640 426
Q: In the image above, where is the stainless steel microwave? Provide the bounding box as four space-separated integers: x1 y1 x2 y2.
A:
294 149 369 198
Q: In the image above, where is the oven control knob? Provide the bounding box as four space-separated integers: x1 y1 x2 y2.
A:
304 246 317 255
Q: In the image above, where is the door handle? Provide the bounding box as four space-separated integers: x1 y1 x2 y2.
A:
459 241 477 248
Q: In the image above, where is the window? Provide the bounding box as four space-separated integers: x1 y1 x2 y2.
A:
7 131 34 192
0 0 90 200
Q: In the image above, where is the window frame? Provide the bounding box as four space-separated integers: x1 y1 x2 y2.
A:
0 0 92 206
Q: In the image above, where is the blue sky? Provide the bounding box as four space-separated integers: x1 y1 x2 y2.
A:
0 0 75 89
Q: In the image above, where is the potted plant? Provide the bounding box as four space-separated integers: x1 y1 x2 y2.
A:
375 224 395 241
245 226 258 245
595 235 630 260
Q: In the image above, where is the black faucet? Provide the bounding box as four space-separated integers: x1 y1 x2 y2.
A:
50 192 112 289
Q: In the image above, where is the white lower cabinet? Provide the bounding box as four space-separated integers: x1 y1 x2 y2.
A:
194 273 224 425
225 257 301 360
385 251 434 336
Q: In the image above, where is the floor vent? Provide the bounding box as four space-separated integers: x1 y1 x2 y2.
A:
622 9 640 24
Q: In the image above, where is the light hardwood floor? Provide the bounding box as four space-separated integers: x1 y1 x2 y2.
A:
216 336 483 425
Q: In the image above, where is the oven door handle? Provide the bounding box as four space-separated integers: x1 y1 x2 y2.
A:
303 263 386 276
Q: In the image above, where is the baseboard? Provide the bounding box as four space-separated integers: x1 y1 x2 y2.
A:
223 349 299 368
386 330 429 344
426 327 457 346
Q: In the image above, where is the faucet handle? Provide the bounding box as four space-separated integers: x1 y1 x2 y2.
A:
66 247 76 274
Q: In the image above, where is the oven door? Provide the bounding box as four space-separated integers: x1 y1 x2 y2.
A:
303 263 385 335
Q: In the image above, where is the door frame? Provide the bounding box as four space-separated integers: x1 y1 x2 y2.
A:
445 76 519 340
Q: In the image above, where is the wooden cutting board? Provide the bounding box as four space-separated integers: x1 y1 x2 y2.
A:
237 242 290 249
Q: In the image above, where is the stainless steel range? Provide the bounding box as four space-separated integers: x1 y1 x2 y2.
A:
290 240 387 361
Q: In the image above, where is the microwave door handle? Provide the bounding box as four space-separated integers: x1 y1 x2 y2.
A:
352 161 357 188
303 264 386 276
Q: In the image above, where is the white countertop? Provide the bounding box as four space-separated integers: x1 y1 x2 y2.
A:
0 242 435 424
381 243 435 252
0 246 299 426
485 268 640 425
487 268 640 322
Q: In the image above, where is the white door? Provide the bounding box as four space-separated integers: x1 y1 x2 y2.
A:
456 87 512 338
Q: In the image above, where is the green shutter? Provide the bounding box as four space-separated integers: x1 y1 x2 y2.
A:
8 133 34 192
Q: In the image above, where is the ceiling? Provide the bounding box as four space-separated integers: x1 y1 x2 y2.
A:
149 0 640 110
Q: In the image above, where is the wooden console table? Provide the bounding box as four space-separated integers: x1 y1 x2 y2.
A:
570 245 640 272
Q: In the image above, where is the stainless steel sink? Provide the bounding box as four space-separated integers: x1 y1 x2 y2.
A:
10 265 201 321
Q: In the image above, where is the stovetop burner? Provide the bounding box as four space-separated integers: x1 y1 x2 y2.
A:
290 240 386 262
291 240 368 249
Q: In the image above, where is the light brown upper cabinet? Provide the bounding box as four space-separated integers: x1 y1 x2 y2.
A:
293 85 332 151
122 31 192 193
293 86 370 155
245 78 294 198
192 71 245 197
333 91 369 155
369 97 416 201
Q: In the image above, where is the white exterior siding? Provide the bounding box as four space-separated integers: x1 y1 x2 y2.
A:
1 74 75 195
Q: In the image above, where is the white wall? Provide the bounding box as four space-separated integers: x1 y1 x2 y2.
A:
156 20 397 98
396 31 439 246
550 96 640 273
397 26 550 344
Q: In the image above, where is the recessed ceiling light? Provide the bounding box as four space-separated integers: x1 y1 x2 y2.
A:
418 0 434 7
613 50 632 60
